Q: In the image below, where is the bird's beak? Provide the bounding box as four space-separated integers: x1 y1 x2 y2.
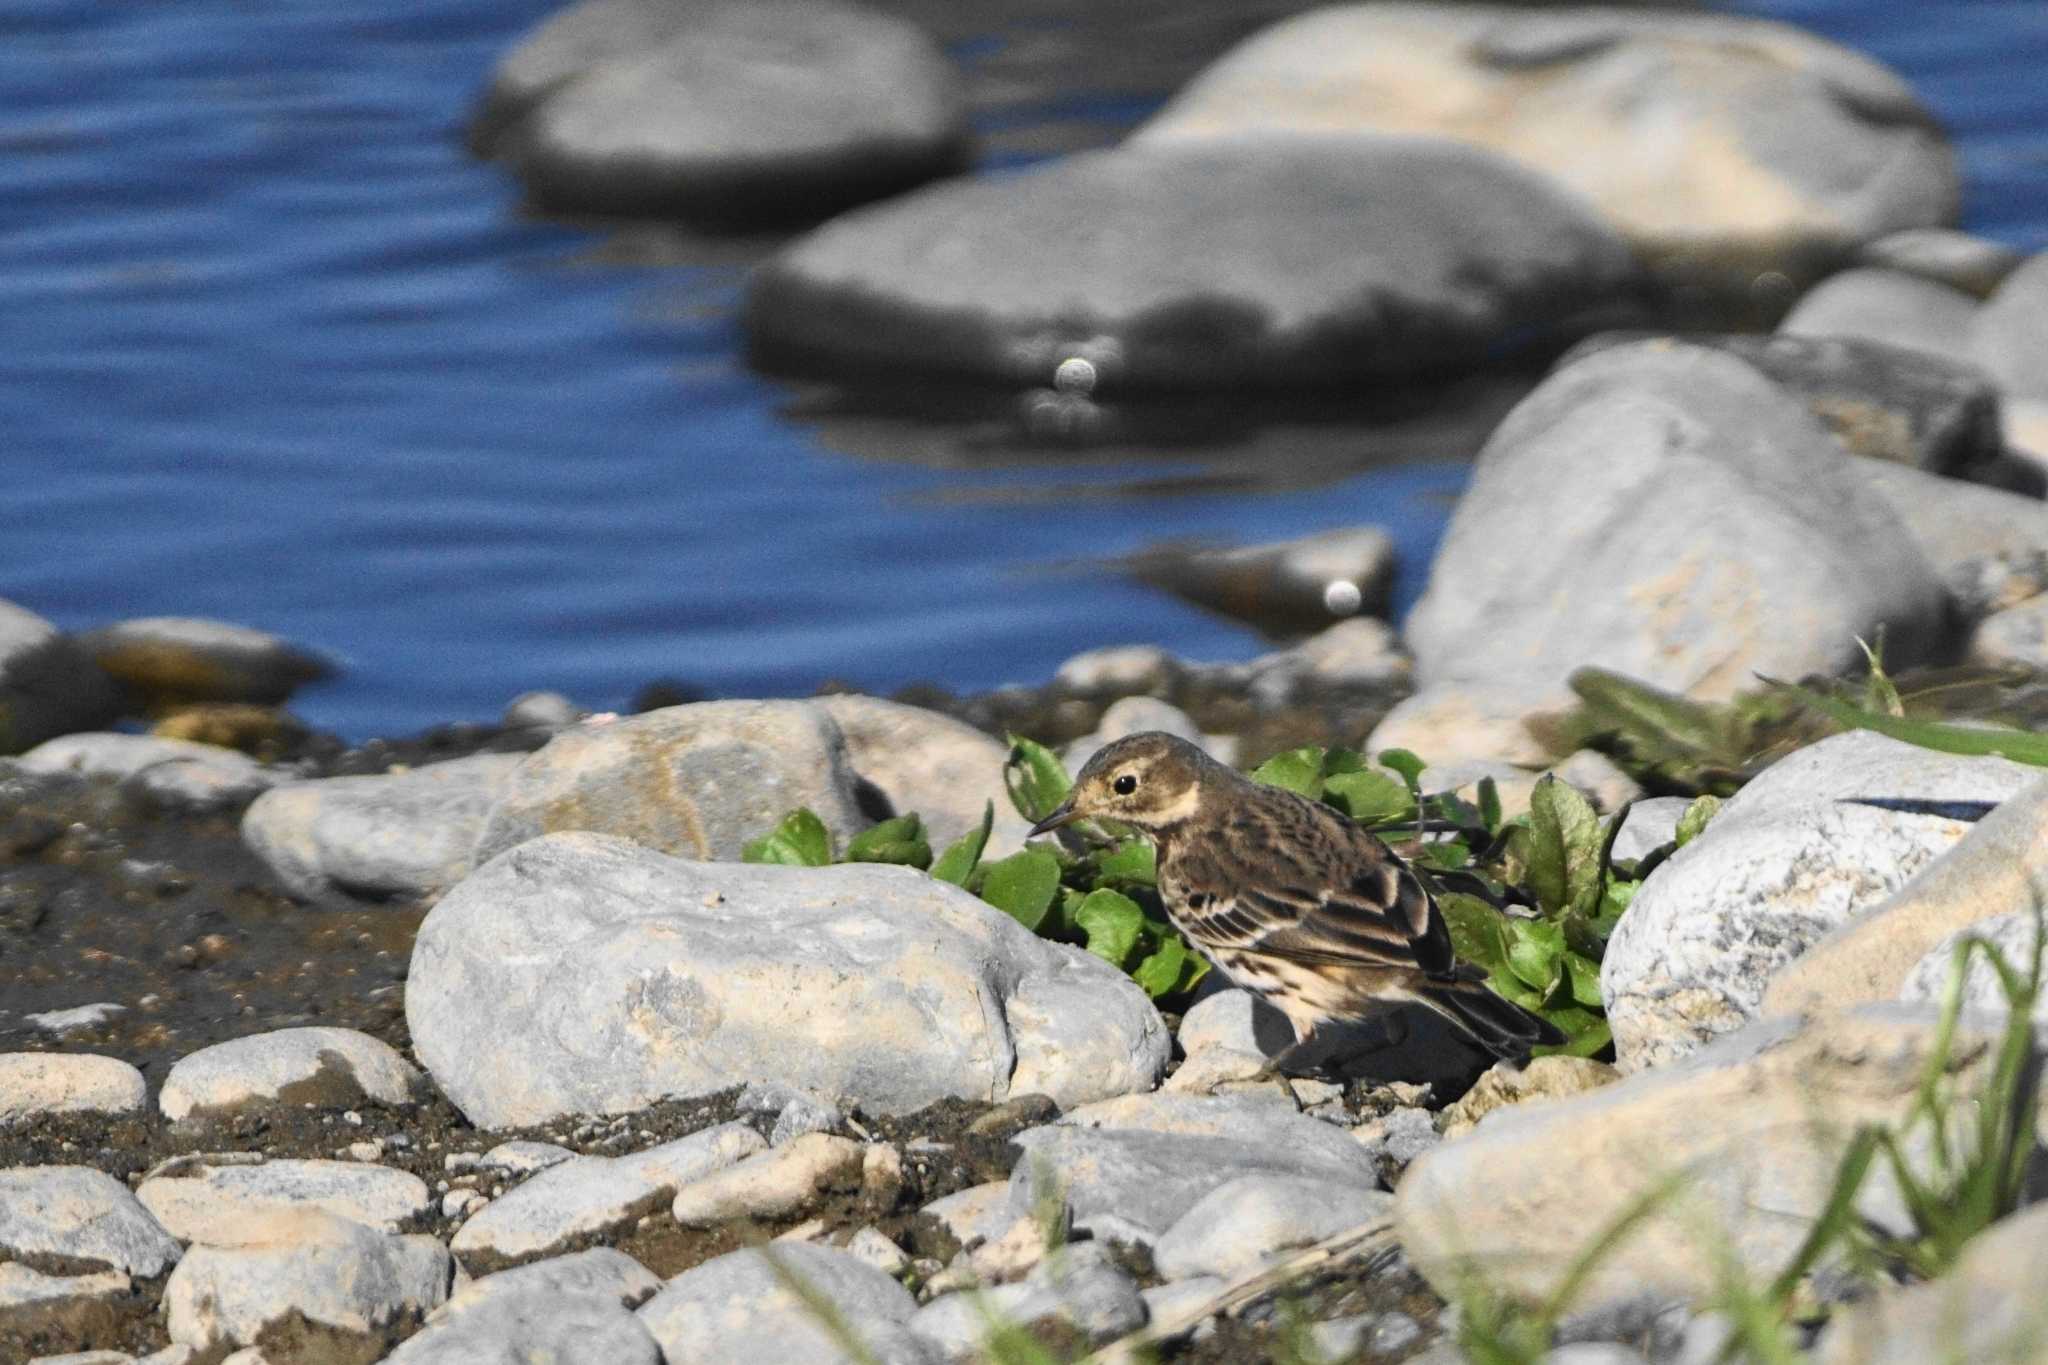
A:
1027 799 1080 839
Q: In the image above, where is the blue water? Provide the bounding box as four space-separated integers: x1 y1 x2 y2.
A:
1 0 2042 739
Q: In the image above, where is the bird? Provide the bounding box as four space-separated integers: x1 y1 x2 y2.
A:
1027 730 1562 1070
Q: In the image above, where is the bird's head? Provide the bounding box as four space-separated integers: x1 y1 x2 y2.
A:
1027 731 1213 838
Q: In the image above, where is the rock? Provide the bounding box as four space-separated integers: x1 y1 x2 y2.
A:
1009 1093 1380 1240
23 1003 126 1035
1407 341 1951 717
0 1053 147 1123
1398 1006 2024 1320
449 1124 763 1264
1064 696 1204 773
920 1181 1013 1249
387 1248 665 1365
814 694 1032 858
241 752 524 906
1313 1311 1426 1360
1366 683 1558 770
1970 251 2048 401
1239 617 1411 707
1560 330 2013 485
1122 527 1396 636
74 616 333 710
0 1263 131 1314
1134 4 1954 304
670 1132 866 1226
1549 750 1642 816
137 1158 432 1242
1438 1056 1620 1139
1853 461 2048 616
846 1227 910 1277
409 833 1166 1126
477 1140 575 1177
1350 1106 1441 1166
501 690 586 731
636 1242 927 1363
479 0 968 227
1176 989 1293 1062
1604 732 2038 1070
1610 797 1694 863
1815 1199 2048 1364
747 134 1636 391
17 732 281 813
1900 910 2048 1021
163 1209 450 1350
0 599 123 754
911 1242 1145 1361
1779 268 1978 362
1054 645 1183 698
158 1026 424 1122
1974 595 2048 668
470 701 867 867
0 1166 180 1275
1765 779 2048 1019
1153 1174 1392 1281
1857 228 2024 299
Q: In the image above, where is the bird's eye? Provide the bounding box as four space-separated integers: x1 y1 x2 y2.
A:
1113 774 1138 796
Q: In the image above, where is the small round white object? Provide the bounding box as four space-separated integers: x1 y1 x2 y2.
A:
1322 580 1363 616
1053 356 1098 395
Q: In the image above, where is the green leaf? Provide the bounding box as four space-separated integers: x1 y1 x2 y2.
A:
1564 950 1605 1009
931 801 994 886
979 848 1062 932
1527 775 1604 917
1415 839 1473 871
1505 918 1567 996
1249 746 1325 798
1439 893 1512 979
1322 768 1415 824
845 814 931 868
1675 794 1722 847
1765 677 2048 768
1478 776 1503 835
1003 735 1073 824
742 808 834 867
1074 889 1145 968
1534 1009 1612 1059
1377 747 1427 790
1319 747 1369 777
1592 878 1637 940
1092 838 1157 887
1131 935 1195 998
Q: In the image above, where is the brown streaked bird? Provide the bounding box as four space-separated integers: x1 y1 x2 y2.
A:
1029 731 1562 1068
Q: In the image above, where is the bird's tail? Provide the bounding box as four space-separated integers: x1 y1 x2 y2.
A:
1412 969 1565 1058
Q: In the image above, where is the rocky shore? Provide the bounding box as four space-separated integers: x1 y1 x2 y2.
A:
9 1 2048 1363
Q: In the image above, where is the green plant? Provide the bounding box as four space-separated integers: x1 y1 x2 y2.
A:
1240 742 1719 1058
742 736 1210 1002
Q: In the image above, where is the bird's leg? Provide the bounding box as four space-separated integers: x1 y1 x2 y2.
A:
1263 1023 1340 1081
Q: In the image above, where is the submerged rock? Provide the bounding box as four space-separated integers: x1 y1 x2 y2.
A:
0 598 123 755
477 0 967 227
747 134 1637 391
74 616 334 711
1135 3 1955 306
1121 526 1396 636
407 833 1167 1126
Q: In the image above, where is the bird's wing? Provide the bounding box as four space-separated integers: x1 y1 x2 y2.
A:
1172 802 1456 978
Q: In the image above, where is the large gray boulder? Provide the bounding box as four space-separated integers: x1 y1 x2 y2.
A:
477 0 967 226
1406 340 1952 713
0 598 122 754
241 751 524 905
1398 1006 2033 1323
1135 4 1955 304
747 134 1637 391
407 833 1168 1126
1602 732 2037 1071
470 701 868 867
